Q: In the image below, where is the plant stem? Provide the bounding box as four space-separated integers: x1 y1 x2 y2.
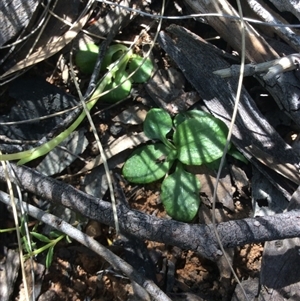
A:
0 50 132 164
24 234 65 259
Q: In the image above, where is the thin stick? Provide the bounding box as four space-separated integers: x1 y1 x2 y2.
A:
97 0 300 28
0 191 172 301
0 159 31 301
68 0 131 236
211 0 250 300
213 53 300 78
70 51 122 234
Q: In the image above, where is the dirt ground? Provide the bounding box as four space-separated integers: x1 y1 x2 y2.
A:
0 0 295 300
28 192 263 301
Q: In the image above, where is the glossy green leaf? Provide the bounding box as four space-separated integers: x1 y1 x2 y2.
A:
122 143 175 184
31 232 52 243
127 55 153 83
143 108 174 149
101 72 132 103
101 44 128 71
19 216 28 236
174 110 213 127
46 245 55 269
204 158 223 170
75 43 128 74
174 117 228 165
49 230 63 239
161 164 201 221
75 43 99 74
228 147 248 164
22 237 32 254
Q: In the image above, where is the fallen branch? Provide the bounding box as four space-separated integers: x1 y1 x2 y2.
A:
213 53 300 82
1 163 300 261
0 190 171 301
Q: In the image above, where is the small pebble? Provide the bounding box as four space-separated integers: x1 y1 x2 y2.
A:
253 220 260 227
216 250 223 256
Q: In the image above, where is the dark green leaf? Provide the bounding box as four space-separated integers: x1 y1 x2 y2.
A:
174 110 213 127
31 232 52 243
101 72 132 102
204 158 223 170
75 43 99 74
122 143 175 184
143 108 174 149
75 43 128 74
174 117 228 165
22 237 32 254
19 216 28 237
161 164 201 221
127 55 153 83
46 245 55 269
49 230 63 239
101 44 128 71
228 147 248 164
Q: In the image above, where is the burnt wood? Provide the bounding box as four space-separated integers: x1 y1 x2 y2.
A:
1 163 300 261
158 25 300 200
0 0 41 46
